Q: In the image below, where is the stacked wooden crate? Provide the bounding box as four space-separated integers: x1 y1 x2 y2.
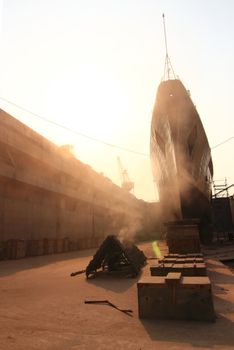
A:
150 254 207 276
137 272 215 321
166 220 201 254
137 220 215 322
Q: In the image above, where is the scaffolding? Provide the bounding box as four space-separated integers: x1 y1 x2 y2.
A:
213 178 234 198
212 178 234 242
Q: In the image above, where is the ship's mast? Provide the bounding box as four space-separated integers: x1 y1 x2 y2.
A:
162 13 176 81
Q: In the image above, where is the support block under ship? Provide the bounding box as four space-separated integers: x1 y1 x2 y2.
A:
150 79 213 243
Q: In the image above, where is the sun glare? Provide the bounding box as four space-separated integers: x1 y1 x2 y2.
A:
46 65 129 144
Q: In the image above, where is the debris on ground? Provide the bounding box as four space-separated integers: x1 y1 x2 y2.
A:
85 235 146 279
85 299 133 317
70 269 86 277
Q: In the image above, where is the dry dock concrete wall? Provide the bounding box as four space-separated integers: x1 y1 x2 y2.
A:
0 109 157 259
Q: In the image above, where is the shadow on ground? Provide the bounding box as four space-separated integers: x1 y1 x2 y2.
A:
86 270 142 293
0 248 95 278
140 315 234 348
208 269 234 284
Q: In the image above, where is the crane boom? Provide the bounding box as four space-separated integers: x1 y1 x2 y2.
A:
117 156 134 192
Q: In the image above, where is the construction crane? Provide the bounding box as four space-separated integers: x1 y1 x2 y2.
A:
117 156 134 192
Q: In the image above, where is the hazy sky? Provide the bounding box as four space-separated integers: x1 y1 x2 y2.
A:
0 0 233 201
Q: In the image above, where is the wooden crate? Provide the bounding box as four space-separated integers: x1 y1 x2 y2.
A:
27 240 44 256
150 262 207 276
137 273 215 321
44 239 55 255
6 240 26 259
166 220 201 254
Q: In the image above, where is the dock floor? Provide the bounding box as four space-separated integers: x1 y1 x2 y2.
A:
1 241 234 350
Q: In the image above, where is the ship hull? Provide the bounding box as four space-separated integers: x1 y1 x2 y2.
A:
150 79 213 242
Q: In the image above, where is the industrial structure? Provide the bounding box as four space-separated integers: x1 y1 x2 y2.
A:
117 156 134 193
212 179 234 241
0 109 158 259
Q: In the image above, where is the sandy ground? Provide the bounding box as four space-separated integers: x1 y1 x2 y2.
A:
1 241 234 350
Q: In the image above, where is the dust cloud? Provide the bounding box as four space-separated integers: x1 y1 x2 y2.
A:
117 220 142 243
